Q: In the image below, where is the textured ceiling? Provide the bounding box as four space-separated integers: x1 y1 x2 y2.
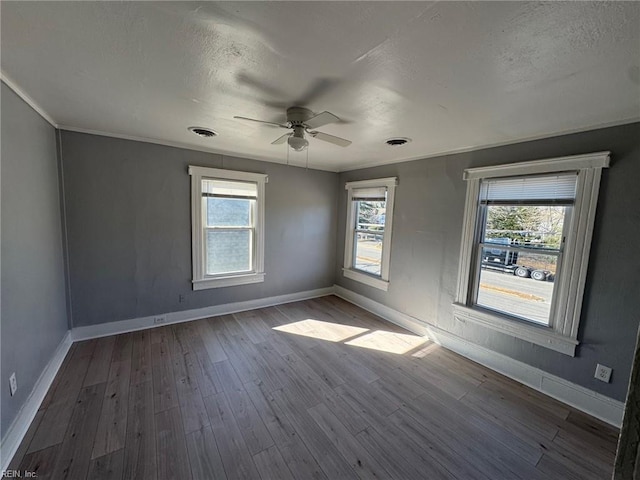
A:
2 1 639 171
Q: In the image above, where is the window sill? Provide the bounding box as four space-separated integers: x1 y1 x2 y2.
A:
452 303 578 356
193 272 265 290
342 268 389 291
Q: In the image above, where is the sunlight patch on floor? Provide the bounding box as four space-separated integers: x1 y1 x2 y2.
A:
272 319 368 342
345 330 429 354
273 319 429 354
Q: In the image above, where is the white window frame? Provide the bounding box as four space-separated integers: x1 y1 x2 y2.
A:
343 177 397 291
189 166 267 290
453 152 610 356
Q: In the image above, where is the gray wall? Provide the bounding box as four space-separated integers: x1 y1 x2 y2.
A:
60 131 338 327
336 122 640 401
1 83 69 436
3 87 634 447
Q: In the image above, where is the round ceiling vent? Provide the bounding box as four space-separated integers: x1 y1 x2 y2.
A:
188 126 218 138
385 137 411 147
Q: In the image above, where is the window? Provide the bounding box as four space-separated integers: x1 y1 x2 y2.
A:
343 177 397 291
189 166 267 290
454 152 610 356
475 174 576 326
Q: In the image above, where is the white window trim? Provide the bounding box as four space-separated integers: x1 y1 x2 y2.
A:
189 166 267 290
454 151 610 356
343 177 397 292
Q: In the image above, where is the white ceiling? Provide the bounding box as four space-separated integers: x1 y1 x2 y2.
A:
2 1 639 171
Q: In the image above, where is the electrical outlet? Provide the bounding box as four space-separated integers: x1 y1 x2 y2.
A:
595 364 612 383
154 315 167 325
9 372 17 396
178 294 185 303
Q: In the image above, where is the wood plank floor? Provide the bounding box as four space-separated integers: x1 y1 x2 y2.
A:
8 295 619 479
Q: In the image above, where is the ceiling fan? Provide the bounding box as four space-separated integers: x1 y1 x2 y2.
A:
234 107 352 151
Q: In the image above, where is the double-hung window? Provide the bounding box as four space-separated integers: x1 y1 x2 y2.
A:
189 166 267 290
454 152 610 356
474 174 576 325
343 177 397 291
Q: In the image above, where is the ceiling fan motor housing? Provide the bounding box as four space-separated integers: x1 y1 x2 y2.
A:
286 106 314 126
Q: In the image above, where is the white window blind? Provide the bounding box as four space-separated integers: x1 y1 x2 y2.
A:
202 179 257 198
480 173 577 204
352 186 387 201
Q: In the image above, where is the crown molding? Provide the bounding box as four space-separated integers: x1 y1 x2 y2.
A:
58 124 339 173
1 72 58 127
339 118 639 173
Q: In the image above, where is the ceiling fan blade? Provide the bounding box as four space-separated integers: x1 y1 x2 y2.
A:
234 73 290 109
271 133 290 145
305 111 340 129
237 72 289 99
309 131 352 147
295 78 341 106
234 116 288 128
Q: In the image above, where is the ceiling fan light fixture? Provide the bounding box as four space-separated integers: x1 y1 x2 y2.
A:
288 135 309 151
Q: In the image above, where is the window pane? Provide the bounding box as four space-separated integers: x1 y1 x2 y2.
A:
206 230 251 275
483 205 567 250
477 204 567 325
206 198 251 227
476 253 557 325
356 200 386 229
353 199 385 276
354 234 382 276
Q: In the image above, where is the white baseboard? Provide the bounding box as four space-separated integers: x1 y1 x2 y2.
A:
1 287 331 470
72 287 334 341
0 331 73 471
333 285 625 427
1 283 623 472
